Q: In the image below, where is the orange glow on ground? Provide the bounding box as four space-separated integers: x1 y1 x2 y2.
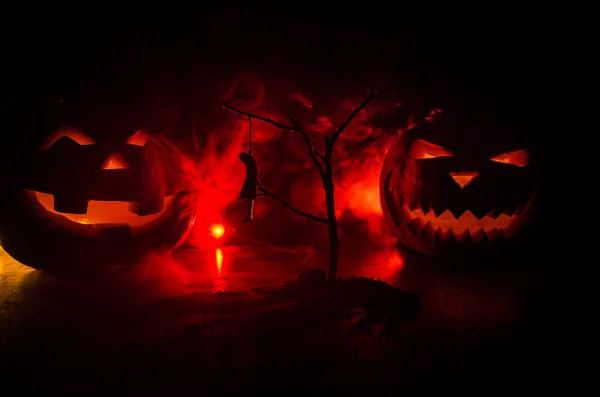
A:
0 244 36 287
210 223 225 239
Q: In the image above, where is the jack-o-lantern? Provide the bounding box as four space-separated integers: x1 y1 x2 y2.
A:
0 127 196 271
379 109 540 257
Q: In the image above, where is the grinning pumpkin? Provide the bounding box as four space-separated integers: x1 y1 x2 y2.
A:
379 109 540 257
0 127 196 272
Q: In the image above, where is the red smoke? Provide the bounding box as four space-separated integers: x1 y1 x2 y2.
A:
178 73 398 249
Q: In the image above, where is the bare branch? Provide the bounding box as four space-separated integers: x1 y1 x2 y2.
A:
315 151 326 161
223 103 326 180
258 183 327 223
330 90 378 146
223 103 296 131
288 117 325 179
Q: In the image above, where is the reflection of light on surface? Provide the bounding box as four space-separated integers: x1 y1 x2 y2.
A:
1 243 29 271
0 244 36 292
210 223 225 239
215 248 223 276
337 245 405 284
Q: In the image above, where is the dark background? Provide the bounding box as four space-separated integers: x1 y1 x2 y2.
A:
5 6 563 247
2 6 574 392
8 7 557 133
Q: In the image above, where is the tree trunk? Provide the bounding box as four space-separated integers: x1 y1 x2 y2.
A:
325 185 339 282
324 141 338 283
323 137 339 283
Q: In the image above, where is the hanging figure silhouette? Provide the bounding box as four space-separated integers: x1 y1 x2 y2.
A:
238 151 258 222
238 116 258 223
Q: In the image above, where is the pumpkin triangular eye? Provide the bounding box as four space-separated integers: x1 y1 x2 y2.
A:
126 130 150 147
408 139 454 159
40 128 95 151
489 149 529 167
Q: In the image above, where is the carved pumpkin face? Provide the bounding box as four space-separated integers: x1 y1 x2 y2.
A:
379 111 540 257
24 128 180 236
0 127 195 271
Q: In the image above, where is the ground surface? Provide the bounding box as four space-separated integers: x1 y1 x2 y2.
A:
1 234 568 394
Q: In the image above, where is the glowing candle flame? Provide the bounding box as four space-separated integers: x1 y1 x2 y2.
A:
210 223 225 239
215 248 223 275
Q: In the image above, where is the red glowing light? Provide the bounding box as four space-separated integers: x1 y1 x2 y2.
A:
215 248 223 275
180 75 392 249
210 223 225 239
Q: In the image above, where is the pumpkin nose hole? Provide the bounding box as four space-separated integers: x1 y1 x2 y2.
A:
450 171 479 189
102 154 129 170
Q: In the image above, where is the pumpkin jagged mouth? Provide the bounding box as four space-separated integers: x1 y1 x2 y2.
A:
32 191 173 226
383 170 536 244
22 190 176 238
396 198 535 242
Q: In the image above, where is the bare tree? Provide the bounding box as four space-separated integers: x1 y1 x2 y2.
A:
223 90 377 282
